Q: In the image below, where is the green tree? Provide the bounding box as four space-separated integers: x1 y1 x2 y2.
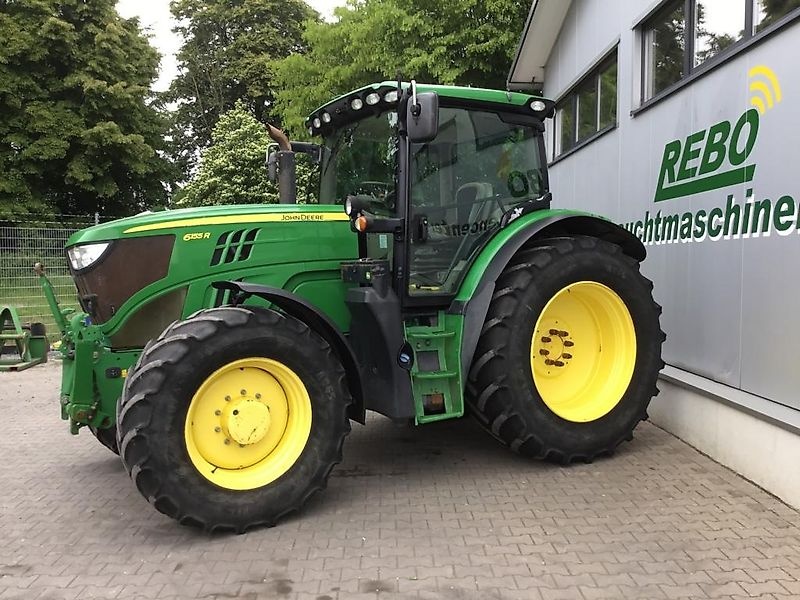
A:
181 103 317 207
0 0 173 219
273 0 531 135
166 0 316 175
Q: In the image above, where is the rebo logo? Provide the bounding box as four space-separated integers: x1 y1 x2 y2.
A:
623 66 800 246
653 65 781 203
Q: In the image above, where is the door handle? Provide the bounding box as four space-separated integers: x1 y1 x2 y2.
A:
413 214 429 243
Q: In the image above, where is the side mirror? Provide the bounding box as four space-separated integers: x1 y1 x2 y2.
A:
290 142 322 164
406 92 439 143
266 145 279 182
266 141 322 183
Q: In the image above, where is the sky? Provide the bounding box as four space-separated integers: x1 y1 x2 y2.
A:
116 0 347 92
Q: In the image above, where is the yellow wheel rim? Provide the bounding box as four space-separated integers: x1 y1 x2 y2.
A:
530 282 636 423
184 358 312 491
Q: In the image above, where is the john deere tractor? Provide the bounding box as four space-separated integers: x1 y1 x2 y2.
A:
41 82 664 531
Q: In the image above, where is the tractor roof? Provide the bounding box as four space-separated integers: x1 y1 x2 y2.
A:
306 81 554 136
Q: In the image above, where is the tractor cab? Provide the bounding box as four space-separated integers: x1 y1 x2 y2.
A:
309 81 553 303
279 82 558 422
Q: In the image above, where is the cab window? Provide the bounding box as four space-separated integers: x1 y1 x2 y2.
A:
408 108 546 296
318 112 398 217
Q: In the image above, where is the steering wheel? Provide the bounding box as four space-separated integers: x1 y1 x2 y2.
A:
352 181 395 211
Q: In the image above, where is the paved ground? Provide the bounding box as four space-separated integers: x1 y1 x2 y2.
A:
2 361 800 600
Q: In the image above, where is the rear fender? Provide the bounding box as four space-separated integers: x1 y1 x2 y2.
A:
451 212 646 380
212 281 366 423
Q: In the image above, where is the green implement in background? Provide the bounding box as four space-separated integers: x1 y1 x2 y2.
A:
0 305 48 372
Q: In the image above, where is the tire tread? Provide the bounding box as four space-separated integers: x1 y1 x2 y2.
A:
117 306 351 532
467 235 664 463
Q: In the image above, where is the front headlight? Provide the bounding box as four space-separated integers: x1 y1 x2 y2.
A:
67 242 111 271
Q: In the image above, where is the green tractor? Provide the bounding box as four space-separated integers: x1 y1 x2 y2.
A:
41 82 664 531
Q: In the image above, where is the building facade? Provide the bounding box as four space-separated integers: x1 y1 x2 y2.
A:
510 0 800 506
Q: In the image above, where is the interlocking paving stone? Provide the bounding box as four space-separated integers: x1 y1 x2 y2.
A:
3 361 800 599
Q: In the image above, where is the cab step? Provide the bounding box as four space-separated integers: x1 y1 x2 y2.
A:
404 312 464 424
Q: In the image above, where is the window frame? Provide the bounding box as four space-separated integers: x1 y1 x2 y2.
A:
552 48 619 163
637 0 800 112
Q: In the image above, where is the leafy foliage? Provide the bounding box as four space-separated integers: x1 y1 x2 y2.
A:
166 0 316 175
181 103 317 207
273 0 531 135
0 0 173 219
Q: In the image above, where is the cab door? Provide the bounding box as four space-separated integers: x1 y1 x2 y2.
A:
406 107 548 305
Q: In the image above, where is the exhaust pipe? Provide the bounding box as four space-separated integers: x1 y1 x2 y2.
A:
266 124 296 205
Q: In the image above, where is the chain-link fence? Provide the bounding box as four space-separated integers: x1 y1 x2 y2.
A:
0 215 103 336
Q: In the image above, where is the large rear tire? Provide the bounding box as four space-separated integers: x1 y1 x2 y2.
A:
468 236 664 463
116 306 351 532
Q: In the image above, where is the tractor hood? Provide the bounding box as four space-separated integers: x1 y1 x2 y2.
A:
66 204 349 246
63 204 357 339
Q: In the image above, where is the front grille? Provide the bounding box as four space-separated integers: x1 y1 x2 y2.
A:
70 235 175 324
109 287 187 349
210 229 259 266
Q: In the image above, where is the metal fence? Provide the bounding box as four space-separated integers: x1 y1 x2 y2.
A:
0 215 102 336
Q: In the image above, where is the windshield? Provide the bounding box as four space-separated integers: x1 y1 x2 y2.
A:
319 112 398 216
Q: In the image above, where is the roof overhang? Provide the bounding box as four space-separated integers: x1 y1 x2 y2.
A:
507 0 573 91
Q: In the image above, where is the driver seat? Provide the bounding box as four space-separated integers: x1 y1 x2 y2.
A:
456 182 494 225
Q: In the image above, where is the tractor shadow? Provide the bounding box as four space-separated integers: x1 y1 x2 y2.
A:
297 413 645 521
65 413 648 539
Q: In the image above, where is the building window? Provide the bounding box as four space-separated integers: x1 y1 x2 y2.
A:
695 1 746 66
554 51 617 157
642 0 800 102
643 1 686 99
754 0 800 32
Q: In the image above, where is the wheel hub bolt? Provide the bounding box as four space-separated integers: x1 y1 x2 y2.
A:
240 389 247 396
545 359 555 366
554 360 565 367
539 349 550 356
564 341 574 347
549 329 559 335
255 393 261 400
558 330 569 337
214 426 221 433
541 336 552 343
563 353 572 360
224 439 231 445
215 410 221 416
224 395 231 402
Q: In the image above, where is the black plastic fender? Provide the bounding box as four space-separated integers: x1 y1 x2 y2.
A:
449 214 646 381
212 281 366 423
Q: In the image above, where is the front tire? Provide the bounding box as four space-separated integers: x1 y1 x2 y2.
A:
89 425 119 455
116 306 351 532
468 236 664 463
